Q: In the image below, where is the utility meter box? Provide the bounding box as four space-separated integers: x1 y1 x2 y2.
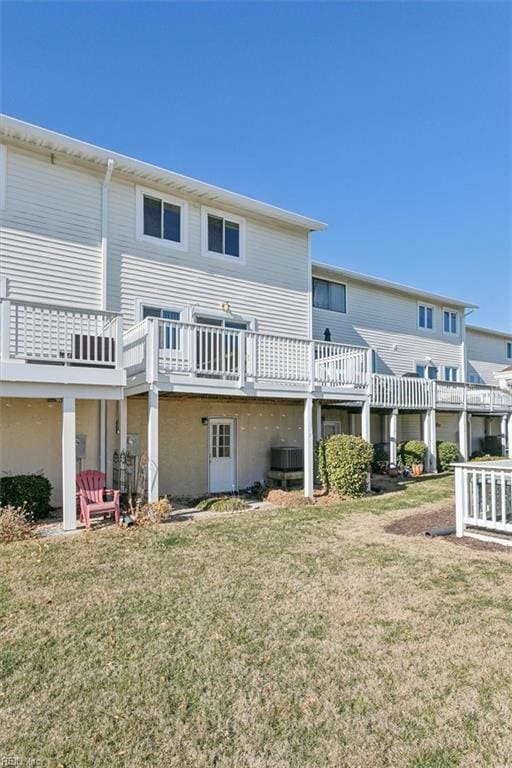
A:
127 433 140 456
76 434 87 459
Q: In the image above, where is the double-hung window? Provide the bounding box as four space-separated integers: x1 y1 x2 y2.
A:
443 310 458 335
137 187 187 250
202 208 245 261
313 278 347 313
418 303 434 330
507 341 512 360
142 305 181 350
416 363 438 380
444 366 458 382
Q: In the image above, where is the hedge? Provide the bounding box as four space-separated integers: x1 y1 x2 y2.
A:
437 441 462 472
318 434 374 497
0 474 52 520
397 440 426 469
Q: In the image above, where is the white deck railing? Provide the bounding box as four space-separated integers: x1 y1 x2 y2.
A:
371 374 512 412
455 460 512 539
0 298 122 368
123 317 370 391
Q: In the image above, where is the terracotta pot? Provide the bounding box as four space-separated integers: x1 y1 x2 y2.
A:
411 463 424 476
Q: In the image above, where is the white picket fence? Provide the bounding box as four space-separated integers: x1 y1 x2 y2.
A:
455 460 512 541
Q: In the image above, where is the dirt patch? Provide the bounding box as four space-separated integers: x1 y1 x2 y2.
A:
385 504 512 553
263 488 348 507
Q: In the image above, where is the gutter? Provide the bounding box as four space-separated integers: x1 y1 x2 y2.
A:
101 158 114 310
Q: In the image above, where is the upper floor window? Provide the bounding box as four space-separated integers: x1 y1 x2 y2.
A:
469 373 483 385
418 303 434 330
507 341 512 360
444 366 458 382
416 363 438 380
136 186 188 250
443 309 458 335
313 278 347 313
202 207 245 262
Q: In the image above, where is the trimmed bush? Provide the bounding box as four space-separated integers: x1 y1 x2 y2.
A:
318 434 374 497
0 474 52 520
437 442 462 472
397 440 426 469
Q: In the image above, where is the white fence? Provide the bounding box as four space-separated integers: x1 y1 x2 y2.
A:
455 460 512 540
1 298 122 368
371 374 431 409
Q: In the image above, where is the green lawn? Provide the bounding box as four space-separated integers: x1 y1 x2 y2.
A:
2 475 512 767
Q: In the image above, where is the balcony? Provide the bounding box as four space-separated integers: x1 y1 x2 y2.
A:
371 374 512 413
0 298 125 392
124 317 370 398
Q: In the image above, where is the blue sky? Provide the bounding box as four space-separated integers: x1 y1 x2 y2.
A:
2 1 511 331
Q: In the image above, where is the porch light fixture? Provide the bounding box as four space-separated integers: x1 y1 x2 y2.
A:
201 417 208 425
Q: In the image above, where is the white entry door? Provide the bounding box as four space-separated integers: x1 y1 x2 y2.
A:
208 418 237 493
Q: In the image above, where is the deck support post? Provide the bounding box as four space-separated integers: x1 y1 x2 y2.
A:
62 397 77 531
119 397 127 455
458 410 469 461
361 399 371 443
508 414 512 459
99 400 107 474
501 415 508 456
304 397 314 498
389 408 398 467
315 401 322 444
148 386 159 503
423 409 437 473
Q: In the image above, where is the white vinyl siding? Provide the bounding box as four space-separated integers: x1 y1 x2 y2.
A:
108 177 310 336
0 146 103 308
467 328 512 385
313 267 464 378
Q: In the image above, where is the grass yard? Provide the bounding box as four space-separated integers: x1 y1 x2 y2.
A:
2 475 512 768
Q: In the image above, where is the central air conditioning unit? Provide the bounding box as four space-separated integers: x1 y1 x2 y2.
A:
270 446 304 472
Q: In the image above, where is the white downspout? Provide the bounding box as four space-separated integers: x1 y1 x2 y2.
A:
99 159 114 476
461 308 475 383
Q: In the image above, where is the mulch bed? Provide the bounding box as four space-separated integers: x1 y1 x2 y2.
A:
385 505 512 553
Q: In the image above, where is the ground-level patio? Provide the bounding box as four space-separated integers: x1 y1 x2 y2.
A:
3 474 512 767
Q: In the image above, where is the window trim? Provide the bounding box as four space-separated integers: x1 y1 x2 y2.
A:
135 299 184 323
312 277 347 314
135 185 188 252
201 206 246 264
444 365 459 382
417 302 435 332
415 360 438 380
442 308 459 336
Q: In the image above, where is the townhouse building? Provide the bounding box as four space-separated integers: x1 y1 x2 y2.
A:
0 115 511 530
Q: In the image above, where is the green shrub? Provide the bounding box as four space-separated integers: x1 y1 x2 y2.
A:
397 440 426 469
0 474 52 520
437 442 462 472
318 434 374 497
195 496 249 512
470 454 505 463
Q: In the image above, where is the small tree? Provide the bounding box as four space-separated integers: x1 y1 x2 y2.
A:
318 434 374 497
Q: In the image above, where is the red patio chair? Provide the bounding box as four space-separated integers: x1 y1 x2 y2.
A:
76 470 120 529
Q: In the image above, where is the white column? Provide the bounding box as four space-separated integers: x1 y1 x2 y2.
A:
62 397 77 531
430 408 437 472
389 408 398 467
501 415 508 456
99 400 107 473
119 397 127 455
508 414 512 459
468 413 473 458
304 397 314 498
458 410 469 461
361 399 371 443
423 410 431 472
147 387 159 502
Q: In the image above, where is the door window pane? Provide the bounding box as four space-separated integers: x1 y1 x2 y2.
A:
225 221 240 257
427 366 438 380
163 202 181 242
416 364 426 377
208 215 224 253
143 195 161 238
